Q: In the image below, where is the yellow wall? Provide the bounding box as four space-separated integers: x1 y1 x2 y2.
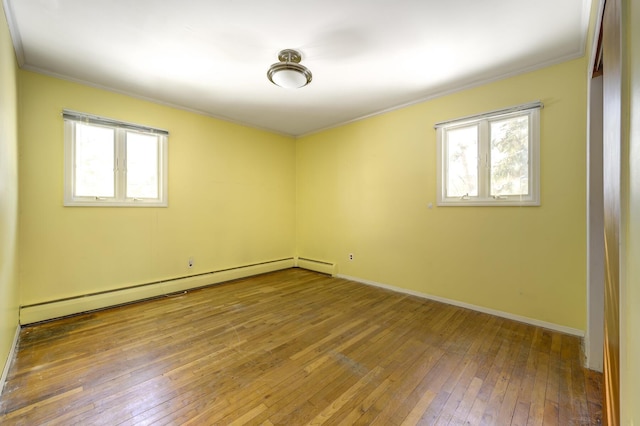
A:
297 58 587 330
0 2 20 378
18 71 296 305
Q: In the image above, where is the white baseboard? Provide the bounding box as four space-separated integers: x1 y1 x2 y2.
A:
336 274 585 337
1 324 20 397
20 258 295 325
296 257 336 276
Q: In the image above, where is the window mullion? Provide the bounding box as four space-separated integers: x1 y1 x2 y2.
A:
478 120 490 199
115 129 126 202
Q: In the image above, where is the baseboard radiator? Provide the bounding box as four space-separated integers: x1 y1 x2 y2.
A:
296 257 336 276
20 258 295 325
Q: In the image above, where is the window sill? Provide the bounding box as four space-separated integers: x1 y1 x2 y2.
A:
437 199 540 207
63 201 168 207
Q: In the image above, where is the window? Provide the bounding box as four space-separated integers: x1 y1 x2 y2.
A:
436 102 541 206
64 110 168 207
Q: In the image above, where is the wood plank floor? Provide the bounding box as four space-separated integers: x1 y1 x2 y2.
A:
0 268 602 425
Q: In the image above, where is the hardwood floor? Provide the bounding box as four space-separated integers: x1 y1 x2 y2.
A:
0 268 602 425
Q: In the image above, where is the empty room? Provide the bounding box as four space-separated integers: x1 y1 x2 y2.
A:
1 0 638 424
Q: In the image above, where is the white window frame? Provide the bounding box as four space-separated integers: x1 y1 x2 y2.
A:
63 110 169 207
435 102 542 206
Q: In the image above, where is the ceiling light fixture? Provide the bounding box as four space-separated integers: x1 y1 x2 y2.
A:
267 49 312 89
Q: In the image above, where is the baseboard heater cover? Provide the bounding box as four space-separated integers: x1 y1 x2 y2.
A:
20 258 295 325
296 257 336 276
0 324 20 397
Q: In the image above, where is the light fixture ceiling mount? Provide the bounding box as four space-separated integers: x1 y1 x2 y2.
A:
267 49 312 89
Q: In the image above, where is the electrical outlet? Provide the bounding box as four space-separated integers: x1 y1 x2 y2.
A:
348 253 354 261
188 257 194 269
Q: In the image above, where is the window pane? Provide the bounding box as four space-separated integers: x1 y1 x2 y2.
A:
126 132 159 199
445 125 478 197
75 123 115 197
490 115 529 196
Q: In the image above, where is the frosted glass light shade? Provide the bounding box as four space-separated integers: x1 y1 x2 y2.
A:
271 69 308 89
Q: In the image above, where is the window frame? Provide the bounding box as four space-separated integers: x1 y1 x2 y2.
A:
63 111 169 207
436 103 541 207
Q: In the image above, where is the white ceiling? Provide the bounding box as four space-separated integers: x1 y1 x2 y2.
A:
5 0 591 136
